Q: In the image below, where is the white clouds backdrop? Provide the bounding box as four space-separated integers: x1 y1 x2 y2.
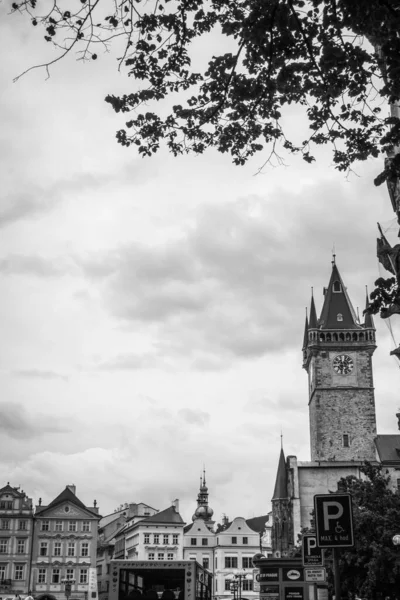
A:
0 6 399 523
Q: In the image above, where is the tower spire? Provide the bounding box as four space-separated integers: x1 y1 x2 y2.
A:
309 291 318 329
318 262 360 330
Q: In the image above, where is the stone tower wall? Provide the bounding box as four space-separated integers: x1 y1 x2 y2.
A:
309 348 376 461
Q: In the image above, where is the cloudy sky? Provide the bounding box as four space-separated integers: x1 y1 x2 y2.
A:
1 6 399 525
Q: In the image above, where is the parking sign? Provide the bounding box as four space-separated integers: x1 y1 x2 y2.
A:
314 493 354 548
302 534 324 566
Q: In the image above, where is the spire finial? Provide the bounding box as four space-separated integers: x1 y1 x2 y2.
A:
332 244 336 267
280 429 283 449
203 465 206 486
311 286 314 297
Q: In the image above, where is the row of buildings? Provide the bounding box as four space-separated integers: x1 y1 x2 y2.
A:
0 474 272 600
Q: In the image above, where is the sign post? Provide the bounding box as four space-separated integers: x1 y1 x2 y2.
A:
314 494 354 600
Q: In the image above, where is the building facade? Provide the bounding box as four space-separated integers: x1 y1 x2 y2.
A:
113 500 185 562
97 503 158 600
0 484 34 597
31 485 100 600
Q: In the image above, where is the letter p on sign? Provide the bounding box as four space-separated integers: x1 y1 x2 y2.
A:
314 493 354 548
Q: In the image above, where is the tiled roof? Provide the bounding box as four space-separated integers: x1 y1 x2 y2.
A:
141 506 185 525
375 435 400 463
246 515 270 533
36 486 98 516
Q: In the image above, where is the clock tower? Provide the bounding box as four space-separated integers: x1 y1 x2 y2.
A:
303 260 377 462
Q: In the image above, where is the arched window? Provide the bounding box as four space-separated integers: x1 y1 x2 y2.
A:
337 313 343 322
333 281 342 293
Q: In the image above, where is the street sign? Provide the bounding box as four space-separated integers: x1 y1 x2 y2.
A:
304 568 326 583
314 493 354 547
252 569 260 592
302 534 324 566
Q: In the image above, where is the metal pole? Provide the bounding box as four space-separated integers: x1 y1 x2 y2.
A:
333 548 341 600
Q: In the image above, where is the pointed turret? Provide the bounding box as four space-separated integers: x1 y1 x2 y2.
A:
309 293 318 329
302 313 309 351
319 263 360 330
192 468 214 529
272 448 287 500
364 289 375 329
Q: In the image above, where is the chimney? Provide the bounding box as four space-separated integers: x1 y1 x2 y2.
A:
172 499 179 513
67 485 76 495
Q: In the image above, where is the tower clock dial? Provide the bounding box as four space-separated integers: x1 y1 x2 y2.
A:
333 354 354 375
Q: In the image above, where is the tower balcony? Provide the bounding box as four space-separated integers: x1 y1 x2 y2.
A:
307 328 376 346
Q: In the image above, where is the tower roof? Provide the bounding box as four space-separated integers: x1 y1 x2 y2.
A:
302 314 309 350
272 448 287 500
309 294 318 329
318 263 361 330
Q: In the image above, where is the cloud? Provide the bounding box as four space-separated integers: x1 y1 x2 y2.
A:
0 194 57 228
0 254 75 277
178 408 210 427
0 402 70 440
13 369 69 381
78 178 378 365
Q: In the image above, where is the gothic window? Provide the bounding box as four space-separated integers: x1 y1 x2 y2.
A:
359 332 364 341
337 313 343 322
346 333 351 341
332 333 338 342
352 333 358 341
333 281 342 292
326 333 331 342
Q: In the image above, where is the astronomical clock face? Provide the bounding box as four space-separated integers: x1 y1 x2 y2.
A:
333 354 354 375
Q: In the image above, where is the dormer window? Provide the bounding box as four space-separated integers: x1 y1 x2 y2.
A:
337 313 343 322
333 281 342 293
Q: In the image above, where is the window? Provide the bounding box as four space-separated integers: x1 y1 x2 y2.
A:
0 540 8 554
40 542 48 556
163 534 169 544
167 553 174 561
1 521 9 530
17 540 25 554
190 538 197 546
215 558 217 569
225 557 238 568
242 537 248 545
202 538 208 546
158 553 164 560
80 569 88 584
397 478 400 492
231 537 237 544
19 521 27 530
82 521 90 532
0 502 12 510
107 565 110 575
55 521 63 532
173 534 178 545
337 313 343 322
38 569 46 584
225 581 232 591
343 434 349 448
189 556 196 561
0 565 6 580
54 542 62 556
41 520 50 531
333 281 342 293
81 542 89 557
242 557 252 569
148 553 155 561
242 581 253 591
97 566 102 576
68 542 75 557
144 534 150 544
14 565 24 580
68 521 77 532
66 569 74 581
52 569 60 584
202 558 209 570
153 534 159 544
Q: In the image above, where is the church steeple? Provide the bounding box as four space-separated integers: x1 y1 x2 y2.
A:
192 468 214 529
309 293 318 329
271 447 292 555
272 448 287 500
364 288 375 329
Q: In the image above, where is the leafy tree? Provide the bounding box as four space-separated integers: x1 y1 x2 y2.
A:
335 463 400 599
8 0 400 319
8 0 400 176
